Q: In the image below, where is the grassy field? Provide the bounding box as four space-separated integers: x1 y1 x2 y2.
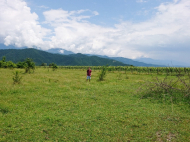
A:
0 68 190 141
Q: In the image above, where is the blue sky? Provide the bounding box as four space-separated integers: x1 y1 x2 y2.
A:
0 0 190 64
28 0 174 25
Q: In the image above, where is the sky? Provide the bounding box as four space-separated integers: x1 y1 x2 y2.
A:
0 0 190 64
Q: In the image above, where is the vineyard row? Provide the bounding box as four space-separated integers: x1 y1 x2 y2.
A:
37 66 190 75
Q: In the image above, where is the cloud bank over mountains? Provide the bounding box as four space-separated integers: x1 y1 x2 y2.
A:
0 0 190 63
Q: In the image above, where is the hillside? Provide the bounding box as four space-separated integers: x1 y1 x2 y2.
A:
0 44 166 67
86 54 165 67
0 48 129 66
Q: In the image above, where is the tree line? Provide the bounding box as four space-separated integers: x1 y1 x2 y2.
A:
0 56 58 72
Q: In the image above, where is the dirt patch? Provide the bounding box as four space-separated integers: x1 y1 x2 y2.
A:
167 132 176 141
156 131 176 142
156 131 163 142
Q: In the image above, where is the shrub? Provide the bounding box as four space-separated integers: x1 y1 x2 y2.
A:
16 61 25 68
24 58 35 73
49 63 58 71
7 61 17 69
0 56 17 68
41 63 47 67
136 75 190 105
0 61 6 68
13 71 22 84
98 66 107 81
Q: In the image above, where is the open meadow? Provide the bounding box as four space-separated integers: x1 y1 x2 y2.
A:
0 67 190 141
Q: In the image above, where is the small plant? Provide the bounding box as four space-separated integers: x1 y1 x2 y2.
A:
13 71 22 84
49 63 58 71
98 66 107 81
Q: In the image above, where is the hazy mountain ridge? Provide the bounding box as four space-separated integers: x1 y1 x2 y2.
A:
85 54 165 67
1 44 188 67
0 48 129 66
134 57 189 67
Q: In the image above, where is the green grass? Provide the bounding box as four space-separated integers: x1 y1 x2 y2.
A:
0 68 190 141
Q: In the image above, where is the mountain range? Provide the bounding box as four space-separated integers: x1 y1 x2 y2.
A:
0 43 188 67
0 48 129 66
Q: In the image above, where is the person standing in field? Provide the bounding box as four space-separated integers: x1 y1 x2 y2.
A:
87 67 92 82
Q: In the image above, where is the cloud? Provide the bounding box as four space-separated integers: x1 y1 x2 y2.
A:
0 0 190 63
59 49 64 54
136 0 147 3
0 0 50 48
38 5 49 9
93 11 99 16
42 0 190 60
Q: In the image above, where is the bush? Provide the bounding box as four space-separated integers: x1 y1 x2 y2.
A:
41 63 47 67
13 71 22 84
0 61 6 68
136 75 190 105
98 66 107 81
7 61 17 69
49 63 58 71
0 56 17 68
24 58 35 73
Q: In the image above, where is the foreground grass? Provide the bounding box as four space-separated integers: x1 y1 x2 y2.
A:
0 68 190 141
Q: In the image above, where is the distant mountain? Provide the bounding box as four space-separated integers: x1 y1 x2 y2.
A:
85 54 165 67
0 43 24 49
1 43 186 67
0 44 74 55
0 48 129 66
110 57 165 67
134 57 189 67
46 48 74 55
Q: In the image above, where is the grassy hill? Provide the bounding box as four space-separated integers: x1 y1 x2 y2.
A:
0 48 129 66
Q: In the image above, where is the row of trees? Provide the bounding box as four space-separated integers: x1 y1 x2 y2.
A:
0 57 35 73
0 56 58 72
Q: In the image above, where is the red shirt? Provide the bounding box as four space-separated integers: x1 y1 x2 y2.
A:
87 69 92 76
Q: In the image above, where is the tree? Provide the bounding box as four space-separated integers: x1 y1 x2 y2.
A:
7 61 17 69
41 63 47 67
24 58 35 73
49 63 58 71
2 56 6 62
0 56 17 68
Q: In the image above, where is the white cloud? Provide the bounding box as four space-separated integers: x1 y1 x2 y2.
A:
93 11 99 16
38 5 49 9
59 49 64 53
0 0 190 63
136 0 147 3
0 0 50 48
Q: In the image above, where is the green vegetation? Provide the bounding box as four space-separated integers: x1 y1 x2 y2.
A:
24 58 35 73
137 75 190 105
12 71 22 84
0 56 16 68
0 49 129 66
0 68 190 141
98 66 107 81
59 66 190 76
49 63 58 71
